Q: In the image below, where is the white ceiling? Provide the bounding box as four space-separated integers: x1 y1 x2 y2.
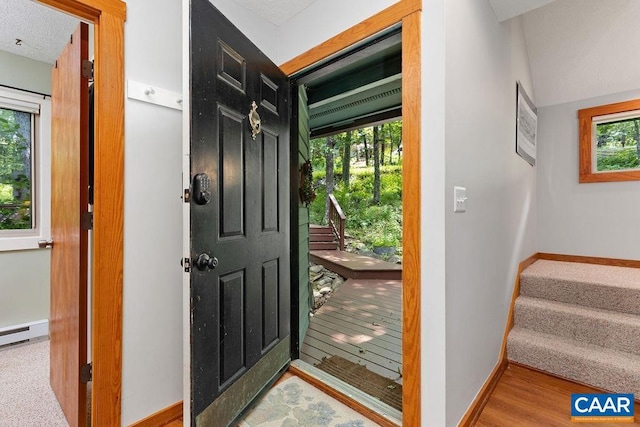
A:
0 0 79 64
227 0 320 26
489 0 557 22
523 0 640 107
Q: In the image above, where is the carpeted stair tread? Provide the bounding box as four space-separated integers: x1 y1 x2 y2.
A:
520 260 640 315
507 327 640 395
515 296 640 356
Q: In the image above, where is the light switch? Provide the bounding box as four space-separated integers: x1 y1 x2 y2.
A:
454 186 467 213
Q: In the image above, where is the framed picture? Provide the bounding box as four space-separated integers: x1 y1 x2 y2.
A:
516 81 537 166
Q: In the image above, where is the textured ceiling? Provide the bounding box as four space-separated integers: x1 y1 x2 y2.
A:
489 0 557 22
523 0 640 107
0 0 79 64
228 0 320 25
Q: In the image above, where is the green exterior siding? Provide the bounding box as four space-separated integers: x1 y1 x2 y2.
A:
298 86 311 346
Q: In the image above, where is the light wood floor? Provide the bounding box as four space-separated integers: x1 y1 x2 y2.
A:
476 364 640 426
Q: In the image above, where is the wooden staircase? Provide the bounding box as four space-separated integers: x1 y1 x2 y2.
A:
310 225 339 251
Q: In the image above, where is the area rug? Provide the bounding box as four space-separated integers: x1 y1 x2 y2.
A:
315 356 402 412
239 376 379 427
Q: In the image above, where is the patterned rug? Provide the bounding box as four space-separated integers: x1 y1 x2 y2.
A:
239 376 379 427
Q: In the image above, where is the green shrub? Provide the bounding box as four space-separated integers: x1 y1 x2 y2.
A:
597 146 639 171
308 165 402 251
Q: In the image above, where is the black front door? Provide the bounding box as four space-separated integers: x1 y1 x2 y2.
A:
189 0 291 425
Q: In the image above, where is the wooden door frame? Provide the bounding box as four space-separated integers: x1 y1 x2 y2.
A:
280 1 422 425
36 1 126 426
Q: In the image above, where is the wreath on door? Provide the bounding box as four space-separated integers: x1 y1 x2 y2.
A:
299 160 316 207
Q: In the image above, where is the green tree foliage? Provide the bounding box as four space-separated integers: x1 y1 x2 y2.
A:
596 118 640 171
309 119 403 251
0 108 32 229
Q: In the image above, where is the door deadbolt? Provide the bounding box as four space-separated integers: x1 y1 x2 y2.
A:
195 253 218 271
192 173 211 205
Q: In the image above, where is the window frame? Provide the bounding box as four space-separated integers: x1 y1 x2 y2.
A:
579 98 640 183
0 86 51 251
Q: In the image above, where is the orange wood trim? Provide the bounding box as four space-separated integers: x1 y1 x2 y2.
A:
129 402 183 427
279 0 422 75
578 98 640 183
36 0 126 21
91 11 125 427
457 360 508 427
39 2 126 426
537 252 640 269
578 99 640 119
401 10 421 427
289 366 398 427
498 253 539 361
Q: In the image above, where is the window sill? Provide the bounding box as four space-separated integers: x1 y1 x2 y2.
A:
0 234 50 252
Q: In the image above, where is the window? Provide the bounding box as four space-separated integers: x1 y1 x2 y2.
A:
0 87 51 250
579 98 640 183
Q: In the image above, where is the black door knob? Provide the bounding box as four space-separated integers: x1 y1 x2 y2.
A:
195 253 218 271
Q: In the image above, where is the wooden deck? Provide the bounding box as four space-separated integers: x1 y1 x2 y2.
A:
300 278 403 383
310 250 402 280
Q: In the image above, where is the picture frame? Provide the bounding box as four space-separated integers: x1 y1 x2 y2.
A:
516 81 537 166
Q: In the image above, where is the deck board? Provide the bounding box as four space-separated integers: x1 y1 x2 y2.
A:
301 279 403 384
310 250 402 280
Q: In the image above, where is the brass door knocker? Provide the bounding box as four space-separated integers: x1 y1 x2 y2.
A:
249 101 261 140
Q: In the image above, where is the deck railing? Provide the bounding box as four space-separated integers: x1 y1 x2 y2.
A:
328 194 346 251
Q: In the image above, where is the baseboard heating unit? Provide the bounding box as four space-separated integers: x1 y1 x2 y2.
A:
0 320 49 347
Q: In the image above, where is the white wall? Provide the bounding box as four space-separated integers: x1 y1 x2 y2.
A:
0 250 50 328
523 0 640 107
0 50 51 95
537 89 640 260
443 2 537 424
121 0 184 424
0 52 52 329
275 0 397 65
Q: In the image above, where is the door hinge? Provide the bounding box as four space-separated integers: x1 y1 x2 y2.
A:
81 211 94 230
80 363 92 383
182 257 191 273
184 188 191 203
82 60 94 80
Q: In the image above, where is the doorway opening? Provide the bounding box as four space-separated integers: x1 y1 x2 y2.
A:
290 27 404 424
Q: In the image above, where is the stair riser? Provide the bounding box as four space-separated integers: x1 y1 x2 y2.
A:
514 301 640 356
310 243 339 250
520 276 640 315
507 337 640 396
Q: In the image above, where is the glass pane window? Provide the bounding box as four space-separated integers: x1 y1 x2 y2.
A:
0 107 33 230
595 116 640 172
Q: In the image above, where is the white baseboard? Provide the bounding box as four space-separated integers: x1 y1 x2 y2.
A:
0 319 49 347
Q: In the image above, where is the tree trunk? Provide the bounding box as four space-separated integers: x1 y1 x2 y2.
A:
324 136 335 222
373 126 381 204
342 130 352 184
363 133 370 167
380 124 386 166
388 124 394 164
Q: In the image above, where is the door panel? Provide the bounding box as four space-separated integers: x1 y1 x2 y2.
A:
50 22 89 427
190 0 291 425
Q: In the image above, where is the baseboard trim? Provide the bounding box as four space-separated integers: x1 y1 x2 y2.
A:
537 252 640 269
458 359 508 427
499 254 538 361
0 319 49 347
129 401 182 427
